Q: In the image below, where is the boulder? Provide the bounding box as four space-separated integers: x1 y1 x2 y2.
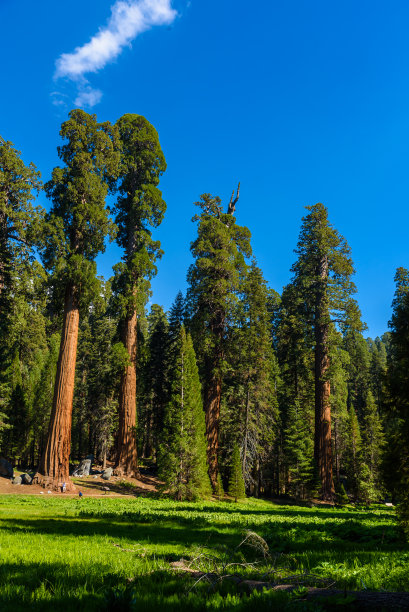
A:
0 457 13 479
72 458 92 477
12 475 22 485
102 467 113 481
21 473 33 485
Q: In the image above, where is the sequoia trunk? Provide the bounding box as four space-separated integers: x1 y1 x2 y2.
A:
314 255 335 500
115 309 139 477
33 284 79 491
204 372 222 490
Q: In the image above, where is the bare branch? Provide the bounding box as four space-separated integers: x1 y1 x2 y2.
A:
227 182 240 215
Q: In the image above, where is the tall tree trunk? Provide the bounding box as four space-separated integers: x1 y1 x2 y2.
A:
242 377 250 482
115 310 139 477
204 372 222 490
33 284 79 491
314 255 335 500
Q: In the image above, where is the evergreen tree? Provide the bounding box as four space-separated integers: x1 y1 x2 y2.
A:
386 268 409 499
142 304 168 459
158 327 210 500
33 109 120 490
283 399 313 498
360 390 384 495
228 444 246 502
187 186 251 489
274 283 314 496
289 203 362 500
112 114 167 477
222 261 278 495
0 135 43 315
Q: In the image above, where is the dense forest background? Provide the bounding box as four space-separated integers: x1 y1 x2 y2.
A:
1 109 408 507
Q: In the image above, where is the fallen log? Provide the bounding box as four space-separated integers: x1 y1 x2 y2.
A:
169 561 409 609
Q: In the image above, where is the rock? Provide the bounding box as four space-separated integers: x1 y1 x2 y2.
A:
0 457 13 479
21 473 33 485
102 467 113 481
12 476 22 485
72 458 92 477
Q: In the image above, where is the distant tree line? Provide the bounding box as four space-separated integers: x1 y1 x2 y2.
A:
0 110 408 508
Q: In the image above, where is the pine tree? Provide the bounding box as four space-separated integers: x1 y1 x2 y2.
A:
187 186 251 489
158 327 210 500
228 444 246 502
112 114 167 477
33 110 120 490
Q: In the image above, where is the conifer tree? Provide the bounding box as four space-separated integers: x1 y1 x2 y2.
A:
386 267 409 498
360 390 384 493
289 203 362 500
112 114 166 477
274 283 314 495
222 261 278 495
228 444 246 502
187 186 251 489
0 135 43 314
283 399 313 498
142 304 168 459
33 110 120 490
158 327 210 500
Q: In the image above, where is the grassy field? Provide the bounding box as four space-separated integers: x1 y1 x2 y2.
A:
0 495 408 610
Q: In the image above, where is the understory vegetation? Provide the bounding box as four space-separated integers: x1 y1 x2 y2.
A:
0 496 408 611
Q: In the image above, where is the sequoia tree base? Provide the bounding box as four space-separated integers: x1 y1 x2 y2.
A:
32 473 76 492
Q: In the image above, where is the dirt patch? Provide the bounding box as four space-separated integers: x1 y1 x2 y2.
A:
0 465 161 498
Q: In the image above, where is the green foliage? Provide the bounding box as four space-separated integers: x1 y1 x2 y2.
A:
42 109 120 311
0 135 43 309
159 327 211 500
222 261 279 496
111 114 166 319
228 444 246 501
214 472 225 500
335 482 349 505
187 192 252 376
386 267 409 497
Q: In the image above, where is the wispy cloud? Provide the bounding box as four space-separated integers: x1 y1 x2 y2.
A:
53 0 177 108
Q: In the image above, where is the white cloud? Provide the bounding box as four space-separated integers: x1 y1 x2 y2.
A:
74 86 103 108
55 0 176 83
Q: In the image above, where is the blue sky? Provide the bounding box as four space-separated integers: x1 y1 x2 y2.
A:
1 0 409 338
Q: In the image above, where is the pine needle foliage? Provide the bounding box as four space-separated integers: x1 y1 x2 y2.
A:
228 444 246 501
159 326 211 500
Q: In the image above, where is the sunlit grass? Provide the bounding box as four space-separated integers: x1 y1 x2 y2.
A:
0 496 407 610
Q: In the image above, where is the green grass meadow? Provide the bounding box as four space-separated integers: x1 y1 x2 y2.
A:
0 496 408 610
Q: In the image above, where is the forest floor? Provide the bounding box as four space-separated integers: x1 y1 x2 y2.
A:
0 495 408 611
0 465 159 497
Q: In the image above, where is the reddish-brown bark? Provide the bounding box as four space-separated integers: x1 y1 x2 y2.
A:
314 255 335 500
204 373 222 490
114 310 139 478
33 284 79 492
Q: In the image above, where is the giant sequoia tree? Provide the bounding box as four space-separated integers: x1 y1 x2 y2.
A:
187 187 251 489
290 203 362 500
33 110 120 490
112 114 166 477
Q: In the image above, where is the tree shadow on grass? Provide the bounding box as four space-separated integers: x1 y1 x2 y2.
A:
0 514 406 556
